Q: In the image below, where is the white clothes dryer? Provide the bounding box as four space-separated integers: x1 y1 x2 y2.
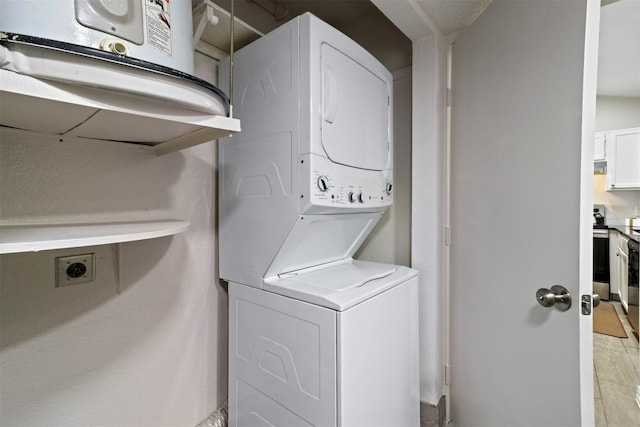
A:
218 12 395 290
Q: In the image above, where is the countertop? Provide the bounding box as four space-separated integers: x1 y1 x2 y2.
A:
600 225 640 243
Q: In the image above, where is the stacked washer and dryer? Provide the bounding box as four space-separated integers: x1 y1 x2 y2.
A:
219 13 419 426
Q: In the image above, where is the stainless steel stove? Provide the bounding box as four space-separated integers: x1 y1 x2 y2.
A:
593 205 610 300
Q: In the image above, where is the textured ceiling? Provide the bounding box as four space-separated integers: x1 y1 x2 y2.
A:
415 0 493 36
275 0 494 37
202 0 639 97
213 0 493 37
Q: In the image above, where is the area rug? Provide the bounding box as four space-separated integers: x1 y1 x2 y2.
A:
593 302 627 338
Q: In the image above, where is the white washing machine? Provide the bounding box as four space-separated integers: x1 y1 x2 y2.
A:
219 13 419 426
230 261 419 426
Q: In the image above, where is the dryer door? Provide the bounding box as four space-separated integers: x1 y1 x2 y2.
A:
321 43 391 171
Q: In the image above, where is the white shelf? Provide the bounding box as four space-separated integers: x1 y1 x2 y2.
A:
0 69 240 155
0 220 190 254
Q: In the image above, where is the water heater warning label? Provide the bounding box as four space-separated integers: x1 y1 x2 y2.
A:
145 0 171 55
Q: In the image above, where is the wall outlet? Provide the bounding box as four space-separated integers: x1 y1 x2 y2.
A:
56 253 95 287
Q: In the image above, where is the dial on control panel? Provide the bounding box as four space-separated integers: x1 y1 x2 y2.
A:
348 191 364 203
317 176 330 192
318 176 372 204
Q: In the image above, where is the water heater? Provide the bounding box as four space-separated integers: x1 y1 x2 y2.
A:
0 0 194 74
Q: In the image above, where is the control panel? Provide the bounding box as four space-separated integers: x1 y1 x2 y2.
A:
300 154 393 213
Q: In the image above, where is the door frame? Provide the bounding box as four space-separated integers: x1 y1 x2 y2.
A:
578 1 601 424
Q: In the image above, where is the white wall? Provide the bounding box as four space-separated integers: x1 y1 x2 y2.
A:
410 34 448 406
0 53 225 426
593 95 640 223
339 8 412 73
593 174 640 223
595 95 640 131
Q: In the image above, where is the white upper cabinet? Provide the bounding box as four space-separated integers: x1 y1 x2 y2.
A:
606 127 640 190
594 132 606 162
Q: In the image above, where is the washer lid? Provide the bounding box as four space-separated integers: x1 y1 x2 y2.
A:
263 260 417 311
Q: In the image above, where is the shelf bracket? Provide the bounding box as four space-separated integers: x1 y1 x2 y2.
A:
193 0 220 47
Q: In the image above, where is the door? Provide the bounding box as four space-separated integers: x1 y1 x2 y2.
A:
449 0 599 425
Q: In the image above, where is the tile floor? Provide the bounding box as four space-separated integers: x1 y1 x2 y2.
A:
594 301 640 426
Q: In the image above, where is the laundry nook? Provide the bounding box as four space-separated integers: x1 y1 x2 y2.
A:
1 0 629 426
217 13 419 425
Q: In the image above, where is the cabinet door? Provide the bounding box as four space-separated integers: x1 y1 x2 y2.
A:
618 234 629 311
609 230 620 295
619 249 629 312
607 128 640 190
594 132 606 161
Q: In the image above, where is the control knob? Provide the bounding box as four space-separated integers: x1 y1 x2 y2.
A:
317 175 329 192
385 182 393 195
348 191 356 203
357 192 364 203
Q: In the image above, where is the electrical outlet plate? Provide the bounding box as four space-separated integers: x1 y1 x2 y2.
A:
56 253 95 287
